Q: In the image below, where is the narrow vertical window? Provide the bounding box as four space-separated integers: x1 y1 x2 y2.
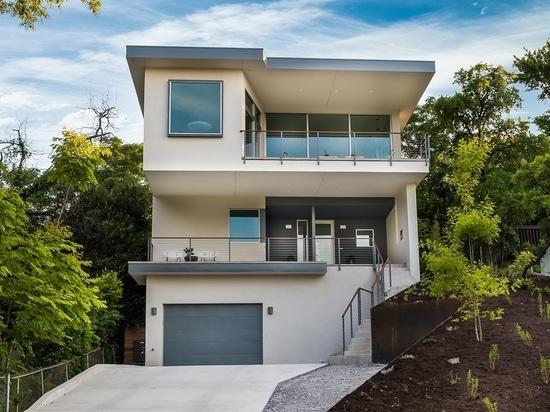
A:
168 80 222 136
245 92 261 156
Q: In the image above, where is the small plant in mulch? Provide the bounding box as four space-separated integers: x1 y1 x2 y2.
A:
515 323 533 346
540 355 550 384
422 336 437 344
466 370 479 399
449 371 460 385
482 396 498 412
489 343 499 371
537 292 550 320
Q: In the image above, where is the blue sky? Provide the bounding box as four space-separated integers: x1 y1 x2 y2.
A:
1 0 549 168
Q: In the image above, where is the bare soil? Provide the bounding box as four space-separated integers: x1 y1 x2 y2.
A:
330 275 550 412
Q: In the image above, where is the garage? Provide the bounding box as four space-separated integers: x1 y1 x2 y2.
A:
163 304 263 366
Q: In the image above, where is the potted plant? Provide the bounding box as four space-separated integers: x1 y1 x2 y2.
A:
184 247 198 261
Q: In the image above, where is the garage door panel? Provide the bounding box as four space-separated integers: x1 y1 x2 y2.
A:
165 328 263 343
164 315 262 331
163 304 263 366
167 341 263 355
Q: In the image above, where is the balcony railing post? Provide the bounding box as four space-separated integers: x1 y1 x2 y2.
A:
280 131 284 164
337 238 341 271
425 134 431 165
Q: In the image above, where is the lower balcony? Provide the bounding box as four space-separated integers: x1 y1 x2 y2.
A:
128 236 383 284
148 236 381 264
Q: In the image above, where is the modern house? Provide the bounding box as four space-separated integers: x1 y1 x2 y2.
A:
127 46 435 367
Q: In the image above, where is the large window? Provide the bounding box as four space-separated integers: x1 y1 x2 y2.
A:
168 80 222 136
229 210 260 242
265 114 391 158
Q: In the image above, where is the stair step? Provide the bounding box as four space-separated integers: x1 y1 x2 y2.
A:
328 354 373 365
344 350 371 356
349 337 371 345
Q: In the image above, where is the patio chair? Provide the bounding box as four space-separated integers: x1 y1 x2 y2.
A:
163 251 182 261
200 251 218 262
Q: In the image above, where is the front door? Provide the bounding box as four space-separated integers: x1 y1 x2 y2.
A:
315 220 334 264
297 219 309 262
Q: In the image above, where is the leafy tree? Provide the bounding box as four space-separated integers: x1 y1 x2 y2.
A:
65 139 150 327
424 241 507 342
423 140 508 341
0 0 100 29
0 188 105 372
513 152 550 271
442 140 501 264
514 38 550 134
406 62 547 264
48 129 111 226
514 38 550 101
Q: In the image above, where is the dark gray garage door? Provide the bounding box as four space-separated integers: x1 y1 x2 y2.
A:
163 304 263 366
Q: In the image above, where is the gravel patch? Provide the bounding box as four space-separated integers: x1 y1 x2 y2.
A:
262 363 386 412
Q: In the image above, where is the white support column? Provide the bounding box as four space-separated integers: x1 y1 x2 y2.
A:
405 183 421 281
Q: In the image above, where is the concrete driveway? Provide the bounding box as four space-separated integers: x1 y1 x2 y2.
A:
28 363 325 411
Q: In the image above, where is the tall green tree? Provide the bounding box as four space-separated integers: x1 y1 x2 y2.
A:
424 140 507 341
65 138 150 327
514 38 550 102
514 38 550 134
513 152 550 264
0 188 105 372
48 129 111 226
0 0 100 29
406 62 545 263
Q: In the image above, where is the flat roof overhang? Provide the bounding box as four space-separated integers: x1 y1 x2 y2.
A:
128 261 328 285
126 46 435 128
143 163 429 197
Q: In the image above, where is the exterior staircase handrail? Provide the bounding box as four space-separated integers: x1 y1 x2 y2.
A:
341 286 373 355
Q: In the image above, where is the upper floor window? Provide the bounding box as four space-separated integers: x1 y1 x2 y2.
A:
265 114 391 158
168 80 223 136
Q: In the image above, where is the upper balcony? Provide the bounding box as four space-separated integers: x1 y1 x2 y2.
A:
242 130 430 166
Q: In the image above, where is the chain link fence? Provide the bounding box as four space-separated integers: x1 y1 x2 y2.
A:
0 346 117 412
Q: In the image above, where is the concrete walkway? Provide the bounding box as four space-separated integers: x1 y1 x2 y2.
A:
28 363 326 411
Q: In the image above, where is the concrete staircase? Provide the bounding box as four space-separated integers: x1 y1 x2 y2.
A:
384 264 417 300
328 320 372 365
329 265 418 365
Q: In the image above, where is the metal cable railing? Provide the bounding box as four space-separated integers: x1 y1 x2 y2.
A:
148 236 379 269
341 287 373 355
0 346 116 412
241 129 430 164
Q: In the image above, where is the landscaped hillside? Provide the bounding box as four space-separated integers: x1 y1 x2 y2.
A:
330 275 550 412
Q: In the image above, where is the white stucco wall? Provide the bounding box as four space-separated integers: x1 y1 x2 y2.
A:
152 195 265 237
385 183 420 279
144 265 374 366
143 68 246 171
